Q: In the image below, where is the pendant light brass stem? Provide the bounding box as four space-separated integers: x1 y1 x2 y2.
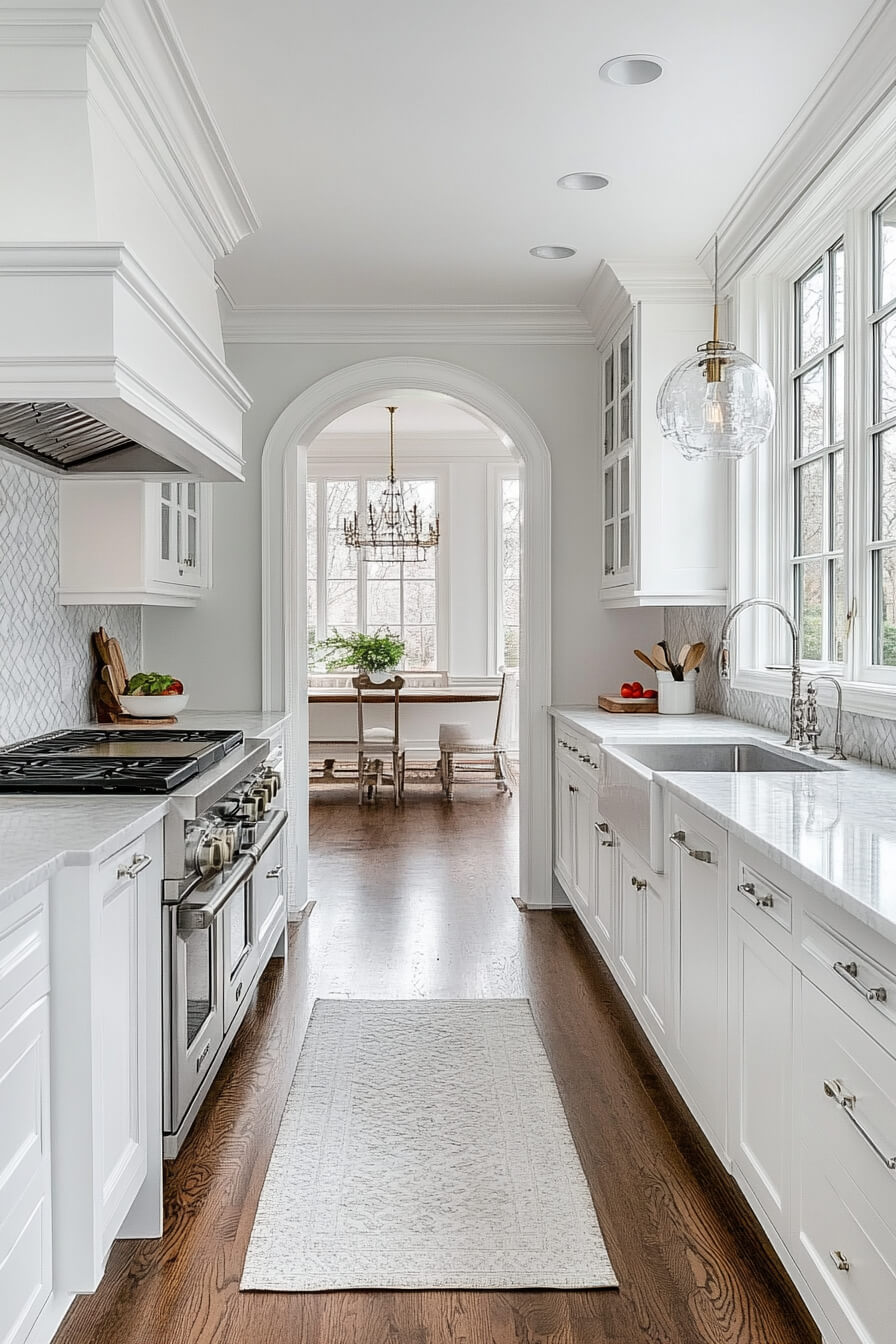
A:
386 405 397 483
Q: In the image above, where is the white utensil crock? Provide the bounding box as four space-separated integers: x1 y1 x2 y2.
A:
656 670 696 715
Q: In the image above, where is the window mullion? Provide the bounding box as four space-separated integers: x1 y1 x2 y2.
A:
316 478 326 641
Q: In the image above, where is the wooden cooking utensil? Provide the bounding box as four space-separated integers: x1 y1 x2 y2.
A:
679 643 691 667
683 642 706 675
651 643 669 670
634 648 659 672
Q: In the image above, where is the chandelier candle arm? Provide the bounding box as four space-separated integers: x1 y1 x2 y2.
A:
656 236 776 461
342 405 440 562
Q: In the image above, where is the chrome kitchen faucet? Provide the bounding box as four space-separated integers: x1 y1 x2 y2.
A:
718 598 805 748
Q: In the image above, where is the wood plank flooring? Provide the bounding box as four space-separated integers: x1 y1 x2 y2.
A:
55 781 820 1344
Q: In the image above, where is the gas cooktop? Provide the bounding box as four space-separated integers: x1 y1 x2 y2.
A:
0 728 244 793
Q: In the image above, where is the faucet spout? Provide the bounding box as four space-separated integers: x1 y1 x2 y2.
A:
717 598 804 747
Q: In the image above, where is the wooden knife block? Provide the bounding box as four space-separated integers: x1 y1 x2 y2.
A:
92 626 176 725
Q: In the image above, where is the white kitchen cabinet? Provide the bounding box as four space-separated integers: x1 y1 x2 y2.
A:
58 479 211 606
618 849 643 999
0 885 52 1344
796 978 896 1344
51 822 164 1291
619 844 671 1048
669 798 728 1153
255 824 287 959
554 755 578 898
728 910 794 1241
592 815 618 953
574 783 597 916
591 263 729 608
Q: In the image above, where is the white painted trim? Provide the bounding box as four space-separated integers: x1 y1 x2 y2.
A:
706 0 896 288
260 356 553 911
56 589 199 607
222 302 595 345
581 259 712 349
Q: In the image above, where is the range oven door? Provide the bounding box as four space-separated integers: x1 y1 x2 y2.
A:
167 853 254 1133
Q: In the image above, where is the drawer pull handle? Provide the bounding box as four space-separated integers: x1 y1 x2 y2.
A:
669 831 714 865
595 821 610 834
568 784 578 794
738 882 774 908
266 864 284 879
829 1250 850 1273
833 959 888 1003
117 853 152 880
601 839 616 848
823 1078 896 1170
581 755 592 764
631 876 647 891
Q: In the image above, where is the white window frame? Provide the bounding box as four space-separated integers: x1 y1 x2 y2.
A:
730 98 896 719
487 462 522 675
306 462 448 669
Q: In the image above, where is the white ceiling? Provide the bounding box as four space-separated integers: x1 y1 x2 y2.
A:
315 393 504 437
169 0 874 307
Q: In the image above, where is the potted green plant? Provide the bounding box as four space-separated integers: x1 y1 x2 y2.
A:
313 630 406 684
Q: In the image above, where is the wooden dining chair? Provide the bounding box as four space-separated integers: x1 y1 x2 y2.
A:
353 674 406 806
438 671 517 801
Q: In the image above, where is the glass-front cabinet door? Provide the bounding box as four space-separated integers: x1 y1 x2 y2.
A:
154 482 205 587
601 316 635 589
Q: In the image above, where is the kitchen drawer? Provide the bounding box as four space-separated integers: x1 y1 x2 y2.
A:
98 835 153 897
800 909 896 1060
732 860 792 953
798 980 896 1344
0 884 48 1014
0 994 50 1226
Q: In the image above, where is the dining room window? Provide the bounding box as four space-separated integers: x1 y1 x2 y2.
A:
306 475 440 669
499 476 521 670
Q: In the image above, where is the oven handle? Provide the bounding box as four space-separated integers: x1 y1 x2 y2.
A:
177 853 256 932
248 807 288 860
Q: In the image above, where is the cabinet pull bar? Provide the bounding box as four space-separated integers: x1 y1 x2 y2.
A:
829 1250 850 1273
669 831 714 864
595 821 610 833
833 959 887 1002
266 864 284 879
823 1078 896 1169
631 876 647 891
601 840 616 848
117 853 152 879
737 880 774 907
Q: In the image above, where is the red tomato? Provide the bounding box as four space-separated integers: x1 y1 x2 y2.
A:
619 684 634 698
630 681 644 697
643 687 658 699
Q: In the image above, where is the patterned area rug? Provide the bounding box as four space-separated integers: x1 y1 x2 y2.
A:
241 999 617 1291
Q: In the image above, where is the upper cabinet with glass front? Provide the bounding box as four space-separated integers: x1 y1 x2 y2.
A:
591 262 730 607
58 480 211 606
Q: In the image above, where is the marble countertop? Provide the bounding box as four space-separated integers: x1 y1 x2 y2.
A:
0 710 291 914
550 705 896 943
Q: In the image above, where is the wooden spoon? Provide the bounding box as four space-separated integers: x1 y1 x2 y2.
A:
634 648 660 673
678 643 691 667
651 643 670 671
683 642 706 675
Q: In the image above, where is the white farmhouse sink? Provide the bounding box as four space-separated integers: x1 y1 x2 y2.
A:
598 740 841 873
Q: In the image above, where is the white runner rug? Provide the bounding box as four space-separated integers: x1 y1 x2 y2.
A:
241 998 618 1291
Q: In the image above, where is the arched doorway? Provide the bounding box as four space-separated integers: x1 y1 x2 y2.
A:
259 356 552 909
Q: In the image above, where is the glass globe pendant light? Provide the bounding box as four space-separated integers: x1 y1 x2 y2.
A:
656 238 775 460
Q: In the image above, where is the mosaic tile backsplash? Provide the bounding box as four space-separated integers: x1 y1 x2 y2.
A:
665 605 896 769
0 455 141 745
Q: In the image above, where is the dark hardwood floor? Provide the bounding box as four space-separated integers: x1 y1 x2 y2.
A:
55 780 819 1344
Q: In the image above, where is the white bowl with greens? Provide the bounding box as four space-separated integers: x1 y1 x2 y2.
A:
119 672 189 718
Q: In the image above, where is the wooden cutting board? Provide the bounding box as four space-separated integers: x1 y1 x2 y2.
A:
92 626 176 725
598 694 658 714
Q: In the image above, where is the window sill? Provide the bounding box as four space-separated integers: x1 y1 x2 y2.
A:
733 668 896 722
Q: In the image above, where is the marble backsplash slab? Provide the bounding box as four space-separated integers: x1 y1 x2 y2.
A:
664 605 896 769
0 455 141 745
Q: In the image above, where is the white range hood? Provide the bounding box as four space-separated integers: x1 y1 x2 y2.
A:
0 0 258 481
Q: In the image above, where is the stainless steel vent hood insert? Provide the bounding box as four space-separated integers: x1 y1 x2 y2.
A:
0 401 179 473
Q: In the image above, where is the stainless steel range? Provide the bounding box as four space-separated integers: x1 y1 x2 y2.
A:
0 727 289 1156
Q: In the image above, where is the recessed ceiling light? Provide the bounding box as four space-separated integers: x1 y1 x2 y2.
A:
557 173 609 191
530 245 576 260
599 54 665 86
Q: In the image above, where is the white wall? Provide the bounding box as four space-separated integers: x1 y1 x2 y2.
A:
143 340 660 707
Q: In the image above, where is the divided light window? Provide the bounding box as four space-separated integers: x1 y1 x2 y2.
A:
499 477 521 670
306 477 439 669
790 240 845 663
870 189 896 665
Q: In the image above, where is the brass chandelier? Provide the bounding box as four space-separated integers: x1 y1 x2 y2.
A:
342 405 440 562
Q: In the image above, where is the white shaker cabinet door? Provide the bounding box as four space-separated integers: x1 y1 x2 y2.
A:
728 910 794 1240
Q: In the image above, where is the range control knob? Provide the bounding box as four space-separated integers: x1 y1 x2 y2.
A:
195 835 225 878
250 785 270 818
262 768 281 797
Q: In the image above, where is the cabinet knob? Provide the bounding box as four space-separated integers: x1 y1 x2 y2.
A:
631 876 647 891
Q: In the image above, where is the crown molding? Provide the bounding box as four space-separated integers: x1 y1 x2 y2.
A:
219 302 596 345
580 259 712 348
704 0 896 287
